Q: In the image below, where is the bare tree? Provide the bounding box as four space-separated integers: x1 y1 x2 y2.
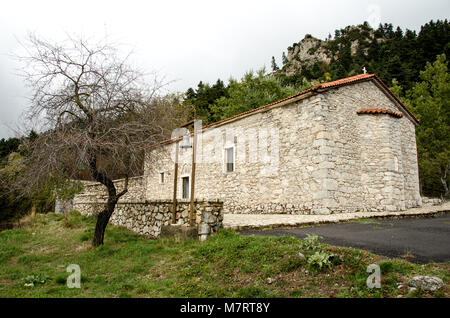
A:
15 34 183 246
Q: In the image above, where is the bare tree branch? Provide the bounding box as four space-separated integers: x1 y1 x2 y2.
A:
10 33 187 246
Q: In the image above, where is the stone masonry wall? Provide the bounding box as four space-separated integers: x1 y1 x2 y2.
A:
144 94 325 214
143 80 422 214
74 176 146 204
73 199 223 238
322 81 421 212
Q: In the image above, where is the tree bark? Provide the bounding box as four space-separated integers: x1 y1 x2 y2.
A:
92 197 118 247
88 151 128 247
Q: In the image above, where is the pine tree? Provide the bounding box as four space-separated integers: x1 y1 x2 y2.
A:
271 56 279 72
282 52 288 65
408 54 450 196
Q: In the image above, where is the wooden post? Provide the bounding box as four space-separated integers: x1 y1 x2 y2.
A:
172 141 179 224
189 121 198 226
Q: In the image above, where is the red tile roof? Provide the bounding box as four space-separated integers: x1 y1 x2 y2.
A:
316 73 376 89
199 74 381 131
149 73 419 149
357 108 404 118
201 73 418 129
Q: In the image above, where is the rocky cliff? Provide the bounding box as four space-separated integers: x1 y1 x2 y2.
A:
281 24 377 76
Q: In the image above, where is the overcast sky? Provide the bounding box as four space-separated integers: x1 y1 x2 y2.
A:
0 0 448 138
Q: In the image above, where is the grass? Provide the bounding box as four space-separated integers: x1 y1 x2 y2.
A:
0 211 448 298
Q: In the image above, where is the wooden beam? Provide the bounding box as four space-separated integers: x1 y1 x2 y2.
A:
189 121 198 226
172 141 179 224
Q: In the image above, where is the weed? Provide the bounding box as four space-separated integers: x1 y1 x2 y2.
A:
300 234 322 251
22 274 49 286
307 251 334 271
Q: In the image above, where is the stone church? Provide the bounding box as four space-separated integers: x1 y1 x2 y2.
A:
143 73 422 215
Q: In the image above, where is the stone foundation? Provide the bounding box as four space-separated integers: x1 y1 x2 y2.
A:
73 199 223 239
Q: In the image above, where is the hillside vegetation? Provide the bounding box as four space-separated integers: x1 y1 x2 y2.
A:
278 20 449 89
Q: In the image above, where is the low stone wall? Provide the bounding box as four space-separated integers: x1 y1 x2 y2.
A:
73 199 223 239
421 197 443 207
75 176 146 203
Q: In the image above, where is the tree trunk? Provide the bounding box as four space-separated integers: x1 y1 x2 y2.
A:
92 198 117 247
88 150 128 247
91 177 120 247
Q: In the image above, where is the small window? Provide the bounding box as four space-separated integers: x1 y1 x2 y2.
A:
225 147 234 173
182 176 189 199
159 172 165 184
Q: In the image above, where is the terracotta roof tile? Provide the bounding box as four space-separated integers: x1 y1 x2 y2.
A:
357 108 404 118
149 74 419 149
199 75 378 131
316 73 376 89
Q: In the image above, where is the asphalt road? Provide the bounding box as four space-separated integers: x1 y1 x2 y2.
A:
240 213 450 264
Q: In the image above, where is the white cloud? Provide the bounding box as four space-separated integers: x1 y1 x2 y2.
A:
0 0 448 137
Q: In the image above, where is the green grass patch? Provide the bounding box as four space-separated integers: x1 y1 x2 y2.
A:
379 259 415 275
0 211 448 298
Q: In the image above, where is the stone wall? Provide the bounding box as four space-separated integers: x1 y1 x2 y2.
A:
73 198 223 239
322 81 422 212
421 197 444 207
55 198 73 214
73 176 146 204
144 94 325 215
143 79 422 214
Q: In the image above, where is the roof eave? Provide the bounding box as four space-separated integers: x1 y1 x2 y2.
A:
316 75 420 126
370 76 420 126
